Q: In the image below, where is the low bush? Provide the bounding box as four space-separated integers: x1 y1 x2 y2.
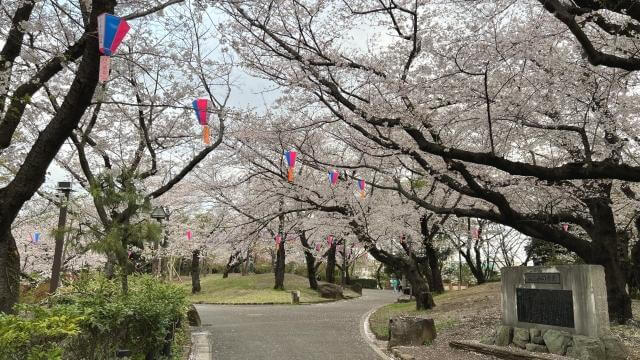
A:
351 278 378 289
57 273 189 359
0 304 84 360
1 274 189 360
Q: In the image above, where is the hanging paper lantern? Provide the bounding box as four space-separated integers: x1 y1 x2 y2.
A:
315 243 321 252
187 229 192 241
562 223 569 231
31 231 41 244
192 98 212 145
275 234 282 250
471 228 479 239
357 179 366 199
284 151 297 182
97 13 130 83
327 235 334 247
328 170 339 186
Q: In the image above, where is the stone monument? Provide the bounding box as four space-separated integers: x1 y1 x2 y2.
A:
501 265 609 337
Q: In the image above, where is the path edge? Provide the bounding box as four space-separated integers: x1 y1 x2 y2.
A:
361 303 393 360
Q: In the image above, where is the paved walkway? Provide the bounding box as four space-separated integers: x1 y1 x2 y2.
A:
196 289 396 360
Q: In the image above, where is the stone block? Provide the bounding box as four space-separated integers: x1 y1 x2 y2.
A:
543 329 571 355
525 343 548 353
500 265 610 337
187 304 201 327
291 290 300 304
495 325 513 346
317 283 343 299
569 335 605 360
513 327 530 348
388 316 436 348
479 331 495 345
530 328 544 345
601 335 629 360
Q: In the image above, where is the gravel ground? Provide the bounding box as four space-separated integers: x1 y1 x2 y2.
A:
384 284 640 360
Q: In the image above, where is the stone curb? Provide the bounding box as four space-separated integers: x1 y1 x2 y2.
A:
361 304 394 360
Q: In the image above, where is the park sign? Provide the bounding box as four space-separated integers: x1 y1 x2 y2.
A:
501 265 609 337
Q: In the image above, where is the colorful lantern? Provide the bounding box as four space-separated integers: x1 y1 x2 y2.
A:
562 223 569 231
327 235 334 247
315 243 321 252
328 170 339 186
284 151 297 182
275 234 282 250
97 13 130 83
192 98 212 145
187 229 192 241
31 231 41 244
357 179 366 199
471 228 479 239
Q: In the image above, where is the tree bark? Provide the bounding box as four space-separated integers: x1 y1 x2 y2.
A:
274 239 285 290
326 242 336 283
191 250 201 294
586 195 633 322
299 231 318 289
0 230 19 313
425 244 445 293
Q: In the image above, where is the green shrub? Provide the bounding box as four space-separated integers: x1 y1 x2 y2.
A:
55 273 189 359
0 304 84 360
351 278 378 289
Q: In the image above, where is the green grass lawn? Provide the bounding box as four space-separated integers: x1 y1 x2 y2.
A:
369 283 501 340
179 273 360 304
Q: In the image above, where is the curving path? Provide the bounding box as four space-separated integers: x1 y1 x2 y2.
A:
195 289 396 360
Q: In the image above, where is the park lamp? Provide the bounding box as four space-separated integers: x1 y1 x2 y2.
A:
56 181 73 194
150 206 170 222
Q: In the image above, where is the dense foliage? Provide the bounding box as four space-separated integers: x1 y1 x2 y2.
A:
0 274 188 360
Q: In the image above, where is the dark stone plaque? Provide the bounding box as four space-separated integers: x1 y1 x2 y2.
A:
516 288 574 328
524 272 561 284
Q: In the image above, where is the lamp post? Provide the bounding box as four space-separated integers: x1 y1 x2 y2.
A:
49 182 72 294
150 206 169 276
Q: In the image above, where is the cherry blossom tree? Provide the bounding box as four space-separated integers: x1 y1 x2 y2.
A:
0 0 194 313
215 0 640 321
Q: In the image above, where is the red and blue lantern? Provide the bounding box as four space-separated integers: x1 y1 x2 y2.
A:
192 98 212 145
327 235 334 247
357 179 366 199
97 13 130 82
328 170 339 186
284 151 297 182
31 231 41 245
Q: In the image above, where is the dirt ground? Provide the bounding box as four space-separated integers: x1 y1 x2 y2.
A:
389 283 639 360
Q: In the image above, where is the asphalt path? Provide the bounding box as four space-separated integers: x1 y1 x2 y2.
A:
196 289 397 360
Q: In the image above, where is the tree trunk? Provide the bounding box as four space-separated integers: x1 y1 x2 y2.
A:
375 262 384 289
404 259 433 310
326 242 336 283
462 249 486 285
299 231 318 289
587 196 633 322
304 249 318 290
241 249 250 276
630 240 640 296
274 240 285 290
0 230 19 313
426 248 445 293
191 250 201 294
